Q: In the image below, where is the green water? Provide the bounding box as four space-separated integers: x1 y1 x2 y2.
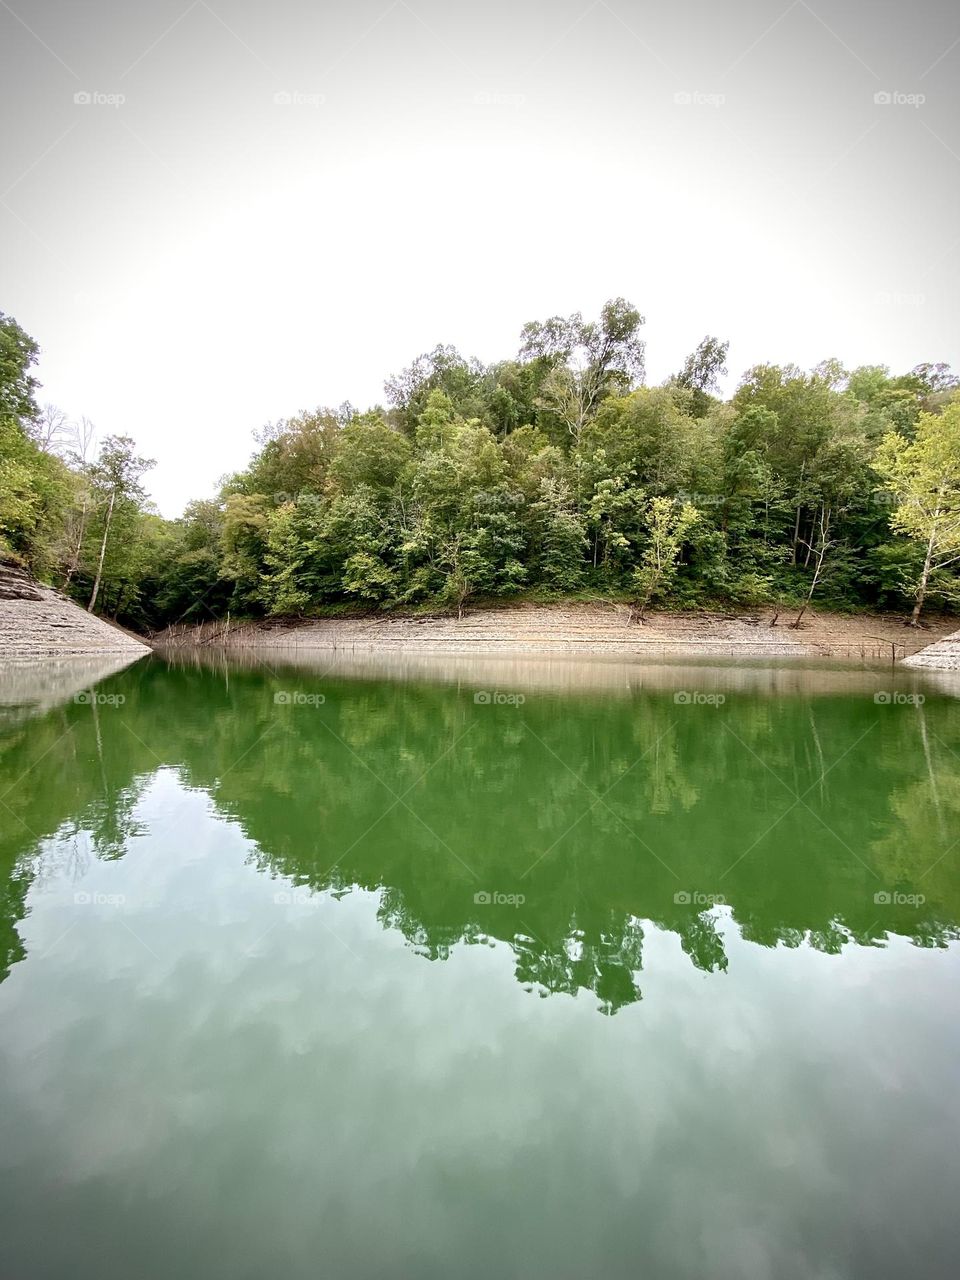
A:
1 651 959 1279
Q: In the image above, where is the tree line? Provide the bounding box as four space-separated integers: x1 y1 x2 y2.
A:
1 301 959 631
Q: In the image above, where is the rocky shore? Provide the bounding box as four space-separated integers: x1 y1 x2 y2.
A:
151 601 959 662
902 629 960 670
0 560 150 659
2 558 957 669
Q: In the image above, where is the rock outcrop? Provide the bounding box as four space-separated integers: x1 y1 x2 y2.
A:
0 560 150 658
901 629 960 670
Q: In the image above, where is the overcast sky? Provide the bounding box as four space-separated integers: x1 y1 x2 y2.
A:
2 0 958 514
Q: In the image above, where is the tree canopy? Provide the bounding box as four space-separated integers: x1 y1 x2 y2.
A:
2 301 958 630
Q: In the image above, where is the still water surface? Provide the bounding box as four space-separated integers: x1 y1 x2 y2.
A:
1 651 959 1279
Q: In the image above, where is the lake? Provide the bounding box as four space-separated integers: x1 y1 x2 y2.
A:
1 650 959 1279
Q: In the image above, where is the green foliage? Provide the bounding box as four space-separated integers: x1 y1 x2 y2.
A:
2 304 958 629
261 503 310 615
330 412 412 493
632 498 701 618
529 478 588 592
74 435 156 617
520 298 646 443
0 311 39 424
0 418 73 569
670 335 729 417
0 312 75 573
874 401 960 621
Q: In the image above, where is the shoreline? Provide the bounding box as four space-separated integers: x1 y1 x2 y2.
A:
150 602 959 662
2 572 956 665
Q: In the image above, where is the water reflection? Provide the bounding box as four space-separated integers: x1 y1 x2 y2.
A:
1 652 958 1010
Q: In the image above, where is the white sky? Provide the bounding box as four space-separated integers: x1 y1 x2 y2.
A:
2 0 958 514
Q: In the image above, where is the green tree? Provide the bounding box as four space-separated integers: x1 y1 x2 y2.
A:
0 312 75 574
520 298 645 443
671 335 729 417
631 498 700 620
385 346 488 434
0 311 39 424
84 436 155 614
529 477 588 591
241 409 339 501
875 400 960 624
220 493 270 610
330 412 412 494
260 502 310 615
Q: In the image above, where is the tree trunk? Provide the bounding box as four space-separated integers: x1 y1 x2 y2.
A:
63 494 88 588
911 506 942 627
792 461 806 565
792 507 831 629
87 490 115 613
802 506 818 569
792 584 815 629
635 574 659 624
910 520 938 626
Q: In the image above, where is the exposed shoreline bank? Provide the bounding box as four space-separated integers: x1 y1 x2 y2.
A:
3 563 957 666
0 560 150 659
150 602 959 662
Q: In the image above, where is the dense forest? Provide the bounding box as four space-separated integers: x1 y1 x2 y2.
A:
2 301 959 632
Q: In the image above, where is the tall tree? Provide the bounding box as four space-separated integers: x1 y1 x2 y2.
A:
385 346 487 433
85 436 154 613
875 400 960 624
632 498 700 621
0 311 39 426
672 336 729 417
520 298 646 443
